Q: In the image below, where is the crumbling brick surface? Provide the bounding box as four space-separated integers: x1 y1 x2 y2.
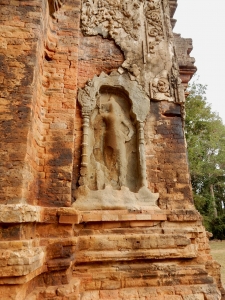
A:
0 0 46 204
146 101 193 210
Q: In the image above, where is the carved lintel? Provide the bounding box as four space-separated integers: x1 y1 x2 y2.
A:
80 0 184 103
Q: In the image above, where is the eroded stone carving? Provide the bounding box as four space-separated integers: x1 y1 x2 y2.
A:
96 96 134 188
152 76 172 101
80 0 183 103
169 56 186 103
145 1 164 55
73 72 159 210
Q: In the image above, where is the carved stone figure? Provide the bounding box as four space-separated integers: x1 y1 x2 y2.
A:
73 72 159 210
99 96 134 187
89 93 136 191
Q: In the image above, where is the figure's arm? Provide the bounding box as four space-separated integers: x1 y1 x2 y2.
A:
122 119 134 140
101 112 107 119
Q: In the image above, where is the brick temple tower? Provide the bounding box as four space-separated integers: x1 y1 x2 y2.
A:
0 0 224 299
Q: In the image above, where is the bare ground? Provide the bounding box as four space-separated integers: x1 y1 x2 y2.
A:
210 240 225 287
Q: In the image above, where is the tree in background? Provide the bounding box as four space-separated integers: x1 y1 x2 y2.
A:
185 79 225 239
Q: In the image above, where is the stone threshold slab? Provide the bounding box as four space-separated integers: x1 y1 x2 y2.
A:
0 204 200 224
58 209 168 224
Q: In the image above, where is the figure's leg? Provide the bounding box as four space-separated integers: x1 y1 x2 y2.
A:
117 144 127 187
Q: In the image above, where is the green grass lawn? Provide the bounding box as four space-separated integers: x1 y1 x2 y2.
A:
209 240 225 287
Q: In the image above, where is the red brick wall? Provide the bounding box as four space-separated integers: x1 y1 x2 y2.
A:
77 33 124 88
146 101 193 209
36 0 81 207
0 0 47 204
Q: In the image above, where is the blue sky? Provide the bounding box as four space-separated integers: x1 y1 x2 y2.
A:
174 0 225 123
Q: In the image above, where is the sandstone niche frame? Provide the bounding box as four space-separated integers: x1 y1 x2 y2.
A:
73 72 159 210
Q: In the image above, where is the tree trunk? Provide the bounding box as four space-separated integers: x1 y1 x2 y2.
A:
210 184 218 218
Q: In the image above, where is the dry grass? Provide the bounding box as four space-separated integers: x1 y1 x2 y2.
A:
209 240 225 287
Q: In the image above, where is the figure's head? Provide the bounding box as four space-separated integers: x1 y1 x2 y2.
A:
108 96 115 102
100 97 115 113
100 102 110 113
